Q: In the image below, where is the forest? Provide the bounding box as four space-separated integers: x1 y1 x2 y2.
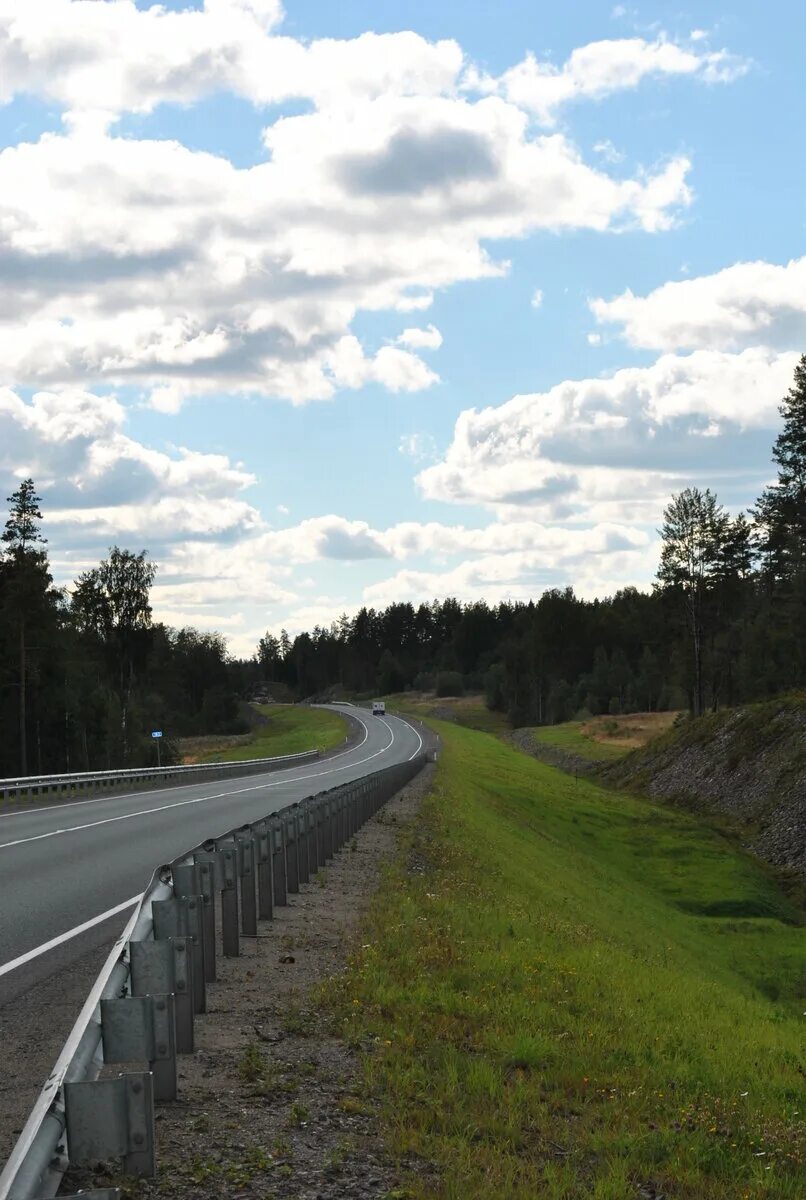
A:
2 355 805 778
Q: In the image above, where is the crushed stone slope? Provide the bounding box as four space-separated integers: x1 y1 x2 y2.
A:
602 697 806 877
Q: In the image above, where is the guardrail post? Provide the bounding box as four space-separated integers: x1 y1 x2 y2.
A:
235 830 258 937
297 809 309 885
255 823 273 920
64 1072 155 1178
321 796 332 861
152 897 206 1015
271 818 287 906
285 812 299 894
131 937 194 1054
219 843 240 957
190 853 218 982
101 994 177 1102
171 861 215 985
305 804 317 875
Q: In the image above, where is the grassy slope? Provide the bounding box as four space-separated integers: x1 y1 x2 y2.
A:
328 721 805 1199
190 705 348 763
383 692 510 736
528 721 629 762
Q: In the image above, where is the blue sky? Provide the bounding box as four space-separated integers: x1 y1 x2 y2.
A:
0 0 804 653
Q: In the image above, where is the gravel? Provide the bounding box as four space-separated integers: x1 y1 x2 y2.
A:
62 764 437 1200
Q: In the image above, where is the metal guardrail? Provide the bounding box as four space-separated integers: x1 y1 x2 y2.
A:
0 753 428 1200
0 749 321 803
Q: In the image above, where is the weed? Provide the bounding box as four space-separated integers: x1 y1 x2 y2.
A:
288 1101 310 1127
238 1042 266 1083
281 1004 316 1036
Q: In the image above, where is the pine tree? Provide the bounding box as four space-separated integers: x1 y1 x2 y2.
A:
657 487 729 716
754 354 806 583
2 480 49 774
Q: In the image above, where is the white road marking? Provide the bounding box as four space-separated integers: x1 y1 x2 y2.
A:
387 712 424 760
0 707 369 820
0 895 141 979
0 714 392 852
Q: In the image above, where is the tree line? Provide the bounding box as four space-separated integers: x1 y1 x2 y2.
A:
3 354 805 776
253 355 806 723
0 485 245 777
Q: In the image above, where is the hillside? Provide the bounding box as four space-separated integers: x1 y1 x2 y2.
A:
603 697 806 879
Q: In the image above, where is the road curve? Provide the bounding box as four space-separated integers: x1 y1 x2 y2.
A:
0 705 422 1004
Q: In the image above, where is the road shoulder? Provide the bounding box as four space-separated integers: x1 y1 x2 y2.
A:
63 763 435 1200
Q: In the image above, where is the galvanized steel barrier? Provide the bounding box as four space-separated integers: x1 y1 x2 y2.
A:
0 749 323 804
0 753 427 1200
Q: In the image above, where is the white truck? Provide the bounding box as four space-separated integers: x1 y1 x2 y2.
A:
372 700 386 716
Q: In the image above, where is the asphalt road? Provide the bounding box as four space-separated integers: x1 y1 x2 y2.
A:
0 705 422 1007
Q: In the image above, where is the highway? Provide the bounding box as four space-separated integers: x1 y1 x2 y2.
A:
0 705 422 1005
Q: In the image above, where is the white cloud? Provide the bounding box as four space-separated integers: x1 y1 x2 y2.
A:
593 138 625 164
399 432 438 462
0 2 456 120
394 324 443 350
591 256 806 352
417 348 798 523
478 35 748 125
531 288 544 309
0 7 724 408
0 108 692 405
0 386 260 542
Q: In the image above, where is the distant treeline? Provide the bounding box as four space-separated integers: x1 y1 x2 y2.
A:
2 354 805 776
255 355 806 725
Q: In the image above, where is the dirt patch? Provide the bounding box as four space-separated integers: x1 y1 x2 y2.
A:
63 765 436 1200
579 711 679 750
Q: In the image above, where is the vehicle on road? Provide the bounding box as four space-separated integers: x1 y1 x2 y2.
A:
372 700 386 716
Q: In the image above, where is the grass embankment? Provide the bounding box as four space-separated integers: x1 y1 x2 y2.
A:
383 692 510 736
328 721 805 1199
528 712 680 766
182 704 348 764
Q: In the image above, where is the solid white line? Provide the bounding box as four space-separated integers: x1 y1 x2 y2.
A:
0 713 392 853
0 895 141 979
0 706 370 821
390 712 424 760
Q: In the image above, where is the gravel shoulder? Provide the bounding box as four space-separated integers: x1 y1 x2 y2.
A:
63 763 436 1200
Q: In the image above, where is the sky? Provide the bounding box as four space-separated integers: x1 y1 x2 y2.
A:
1 0 804 656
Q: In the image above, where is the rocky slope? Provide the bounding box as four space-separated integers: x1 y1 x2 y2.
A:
602 697 806 879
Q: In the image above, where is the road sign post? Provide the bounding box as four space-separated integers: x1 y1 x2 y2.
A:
151 731 163 768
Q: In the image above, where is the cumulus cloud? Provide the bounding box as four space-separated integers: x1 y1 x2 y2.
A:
0 387 260 542
590 256 806 352
394 325 443 350
0 5 721 407
418 348 799 523
474 34 748 125
0 109 692 404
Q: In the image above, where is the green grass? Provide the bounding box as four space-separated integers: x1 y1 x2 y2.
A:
529 722 629 763
327 721 805 1199
383 692 511 736
197 704 348 762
